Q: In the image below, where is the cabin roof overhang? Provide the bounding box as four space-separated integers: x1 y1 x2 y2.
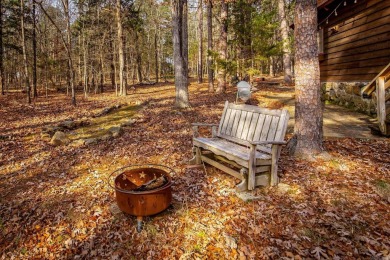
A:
317 0 336 9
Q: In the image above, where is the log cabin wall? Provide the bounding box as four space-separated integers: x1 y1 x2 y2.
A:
318 0 390 82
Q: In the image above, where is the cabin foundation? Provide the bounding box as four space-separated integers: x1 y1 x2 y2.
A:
322 82 376 115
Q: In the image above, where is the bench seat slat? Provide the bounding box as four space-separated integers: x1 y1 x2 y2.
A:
194 137 272 168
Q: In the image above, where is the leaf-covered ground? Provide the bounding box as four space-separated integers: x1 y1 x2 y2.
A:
0 82 389 259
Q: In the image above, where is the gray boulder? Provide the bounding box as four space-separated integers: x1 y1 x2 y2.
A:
85 138 98 145
58 120 76 130
50 131 70 146
121 119 136 127
108 126 122 137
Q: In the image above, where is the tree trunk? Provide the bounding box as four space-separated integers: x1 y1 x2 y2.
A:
183 0 188 79
82 31 88 98
206 0 213 92
100 53 104 93
32 0 38 98
78 35 82 86
110 39 116 89
269 56 274 77
116 0 125 96
216 0 227 93
122 35 127 95
0 0 5 95
172 0 189 108
135 32 142 84
62 0 76 106
154 31 159 83
20 0 31 104
197 0 203 83
278 0 292 84
293 0 323 156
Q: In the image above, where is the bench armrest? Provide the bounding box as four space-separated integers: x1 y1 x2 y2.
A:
192 123 218 138
247 140 287 146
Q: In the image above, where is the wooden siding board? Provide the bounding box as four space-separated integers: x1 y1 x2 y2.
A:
326 32 390 55
321 66 386 76
321 57 390 71
324 41 390 60
320 74 378 82
323 49 390 64
325 19 390 45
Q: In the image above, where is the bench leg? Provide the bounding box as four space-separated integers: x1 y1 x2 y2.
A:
270 164 278 186
235 169 248 192
248 146 256 190
270 146 281 186
188 147 202 165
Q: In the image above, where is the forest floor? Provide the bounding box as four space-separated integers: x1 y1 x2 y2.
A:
0 81 389 259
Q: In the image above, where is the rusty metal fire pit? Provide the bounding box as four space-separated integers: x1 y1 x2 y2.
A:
109 164 173 232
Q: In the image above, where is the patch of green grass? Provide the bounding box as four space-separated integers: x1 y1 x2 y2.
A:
328 159 340 168
20 248 27 255
302 228 324 245
196 230 207 239
374 179 389 190
373 179 390 201
68 105 139 141
287 186 301 195
146 224 158 237
193 244 202 253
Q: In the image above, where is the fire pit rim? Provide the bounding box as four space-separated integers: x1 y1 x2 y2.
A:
108 164 174 195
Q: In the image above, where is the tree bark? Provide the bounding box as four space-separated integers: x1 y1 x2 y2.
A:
116 0 126 96
20 0 31 104
0 0 5 95
61 0 76 105
154 31 159 83
206 0 213 92
82 30 88 97
32 0 38 98
183 0 188 79
122 34 127 94
197 0 203 83
172 0 189 108
135 32 142 83
278 0 292 84
100 52 104 93
216 0 227 93
110 39 116 89
293 0 323 156
269 56 274 77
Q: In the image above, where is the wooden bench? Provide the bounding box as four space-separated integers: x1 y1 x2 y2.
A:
190 101 289 191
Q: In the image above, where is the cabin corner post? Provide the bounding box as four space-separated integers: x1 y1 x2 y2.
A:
376 77 386 134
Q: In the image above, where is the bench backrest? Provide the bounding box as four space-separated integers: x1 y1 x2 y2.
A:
217 101 289 154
